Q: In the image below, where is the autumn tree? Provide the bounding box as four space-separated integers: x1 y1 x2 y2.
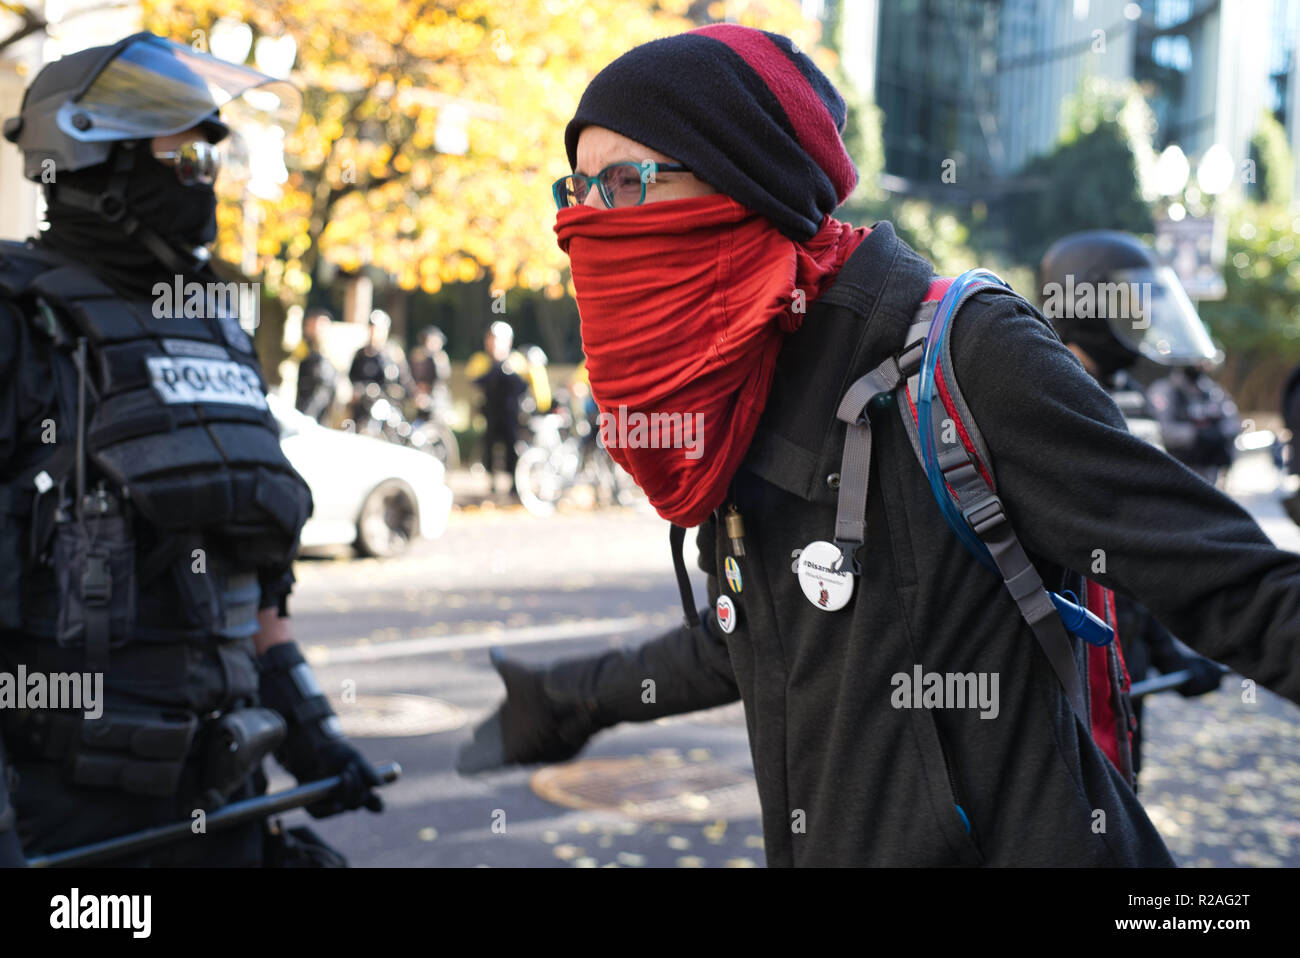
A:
1 1 137 54
142 0 823 306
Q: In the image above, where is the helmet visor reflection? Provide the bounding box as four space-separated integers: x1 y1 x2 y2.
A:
1106 267 1218 366
55 35 300 143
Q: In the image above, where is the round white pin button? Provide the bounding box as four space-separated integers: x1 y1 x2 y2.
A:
715 595 737 634
795 540 855 612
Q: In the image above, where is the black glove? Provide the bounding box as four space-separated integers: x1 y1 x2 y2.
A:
457 648 603 773
257 642 383 818
458 614 737 773
1175 654 1225 698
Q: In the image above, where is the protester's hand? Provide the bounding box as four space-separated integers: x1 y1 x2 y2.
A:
457 648 599 773
1175 655 1225 698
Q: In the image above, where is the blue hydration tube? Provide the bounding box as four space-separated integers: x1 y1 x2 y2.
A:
916 270 1009 574
915 270 1113 647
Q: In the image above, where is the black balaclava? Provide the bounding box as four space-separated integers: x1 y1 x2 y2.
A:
1064 319 1141 378
41 140 217 298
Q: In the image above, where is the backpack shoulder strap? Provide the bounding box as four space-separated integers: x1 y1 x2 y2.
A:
830 268 1099 724
906 270 1100 720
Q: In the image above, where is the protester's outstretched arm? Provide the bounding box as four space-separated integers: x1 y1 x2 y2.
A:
956 295 1300 704
458 605 739 772
461 516 740 771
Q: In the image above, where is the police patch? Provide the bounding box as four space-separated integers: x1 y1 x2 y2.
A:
146 356 267 409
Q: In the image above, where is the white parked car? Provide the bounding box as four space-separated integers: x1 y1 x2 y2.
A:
268 394 453 557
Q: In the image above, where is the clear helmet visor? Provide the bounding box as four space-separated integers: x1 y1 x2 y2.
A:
1106 267 1218 366
55 34 300 143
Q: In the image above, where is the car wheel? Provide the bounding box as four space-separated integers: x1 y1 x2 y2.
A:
356 479 419 558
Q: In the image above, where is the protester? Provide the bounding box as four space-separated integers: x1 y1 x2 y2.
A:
348 309 415 427
521 344 553 414
295 306 339 424
460 24 1300 868
410 325 452 414
470 321 528 499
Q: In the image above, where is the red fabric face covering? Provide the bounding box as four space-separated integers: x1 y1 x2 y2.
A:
555 193 868 527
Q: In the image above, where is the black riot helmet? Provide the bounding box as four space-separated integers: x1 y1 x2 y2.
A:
1038 231 1217 376
3 32 299 277
3 32 298 178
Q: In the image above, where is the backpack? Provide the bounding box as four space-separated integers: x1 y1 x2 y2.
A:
829 268 1138 786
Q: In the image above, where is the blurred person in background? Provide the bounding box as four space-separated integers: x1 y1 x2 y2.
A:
294 306 339 424
410 324 452 415
1280 365 1300 525
348 309 414 427
1039 232 1225 783
1148 361 1240 487
469 321 528 498
521 344 553 415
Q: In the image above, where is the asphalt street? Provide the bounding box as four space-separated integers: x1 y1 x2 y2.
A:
270 451 1300 867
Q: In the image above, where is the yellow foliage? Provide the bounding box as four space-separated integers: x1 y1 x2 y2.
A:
141 0 818 297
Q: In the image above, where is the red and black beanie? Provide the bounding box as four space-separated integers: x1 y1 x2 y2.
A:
564 24 858 241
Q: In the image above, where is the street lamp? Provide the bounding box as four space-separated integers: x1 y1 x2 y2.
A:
434 104 470 157
1154 144 1190 197
209 18 253 65
254 35 297 80
1196 144 1235 196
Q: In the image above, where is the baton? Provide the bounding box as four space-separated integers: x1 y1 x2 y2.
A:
26 761 401 868
1127 663 1230 699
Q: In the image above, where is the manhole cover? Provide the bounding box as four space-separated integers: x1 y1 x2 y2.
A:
530 753 760 822
328 693 466 738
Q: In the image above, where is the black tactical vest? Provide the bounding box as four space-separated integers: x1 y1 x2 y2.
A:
0 241 312 570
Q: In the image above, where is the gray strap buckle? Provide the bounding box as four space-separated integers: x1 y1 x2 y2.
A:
833 538 863 576
962 496 1006 537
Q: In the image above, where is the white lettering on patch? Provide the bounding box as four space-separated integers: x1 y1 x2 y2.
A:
145 356 267 409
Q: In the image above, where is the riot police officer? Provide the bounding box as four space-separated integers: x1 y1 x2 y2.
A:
1038 231 1225 778
0 33 382 867
1147 362 1241 486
